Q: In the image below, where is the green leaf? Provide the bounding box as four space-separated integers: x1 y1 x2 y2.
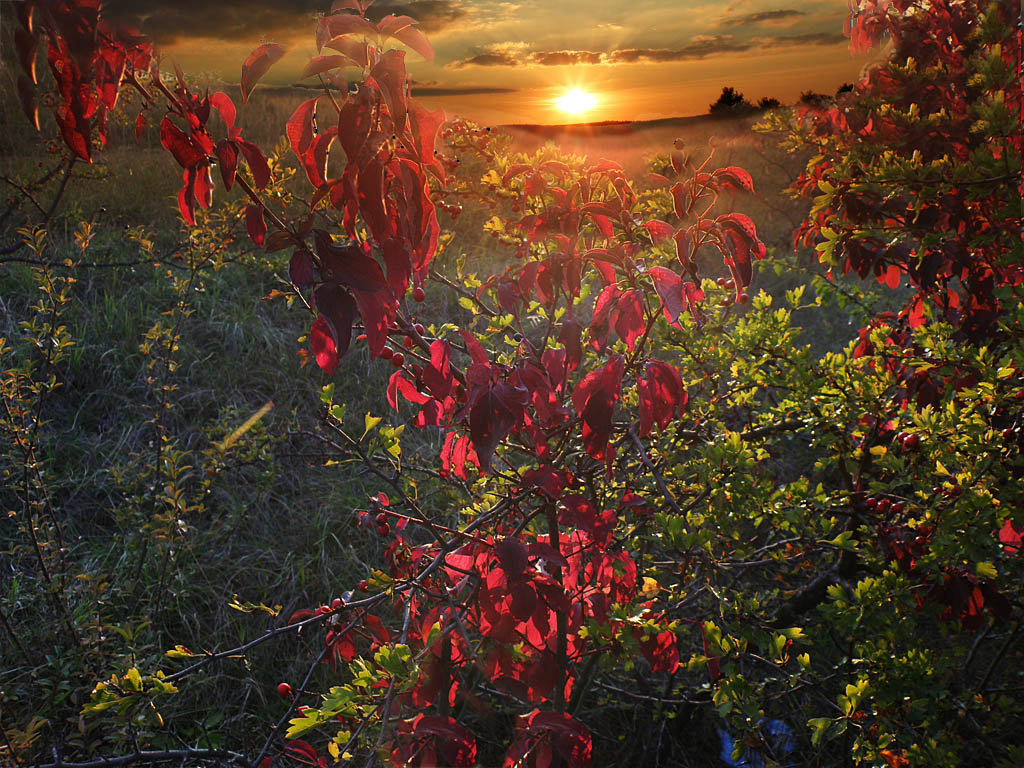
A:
362 412 382 439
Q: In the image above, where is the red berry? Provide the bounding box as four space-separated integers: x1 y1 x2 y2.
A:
738 292 750 305
276 683 292 698
380 346 394 360
1003 427 1015 441
891 502 904 516
377 523 391 536
716 277 728 288
331 597 343 610
724 279 735 290
877 499 891 514
403 336 414 349
412 286 426 302
357 580 368 592
298 706 310 715
375 512 388 525
865 497 877 510
903 433 921 450
391 352 405 367
413 323 425 336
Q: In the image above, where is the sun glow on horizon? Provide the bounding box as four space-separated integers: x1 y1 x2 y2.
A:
554 88 598 116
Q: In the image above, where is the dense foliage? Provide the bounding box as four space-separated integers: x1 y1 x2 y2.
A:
2 1 1022 767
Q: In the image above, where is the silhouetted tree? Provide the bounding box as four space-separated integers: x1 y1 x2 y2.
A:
756 96 781 110
709 86 754 117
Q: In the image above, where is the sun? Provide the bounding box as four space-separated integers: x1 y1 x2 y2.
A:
555 88 598 116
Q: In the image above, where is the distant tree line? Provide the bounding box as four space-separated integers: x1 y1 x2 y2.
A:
707 83 855 117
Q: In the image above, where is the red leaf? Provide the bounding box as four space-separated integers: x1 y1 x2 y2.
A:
311 314 339 374
670 182 689 219
177 170 196 225
407 100 446 172
390 24 434 62
214 140 238 191
469 382 525 471
713 166 755 194
301 55 347 79
638 360 685 437
353 288 392 358
245 204 266 247
235 139 271 188
503 164 533 186
572 356 624 461
648 266 683 326
321 12 378 41
240 42 287 103
459 330 490 366
325 35 370 68
999 520 1022 555
504 711 592 768
590 214 614 238
209 91 237 136
161 116 205 169
287 97 319 162
369 49 408 131
614 290 646 352
645 219 674 244
194 163 214 210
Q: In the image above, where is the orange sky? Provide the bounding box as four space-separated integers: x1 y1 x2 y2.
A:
104 0 879 125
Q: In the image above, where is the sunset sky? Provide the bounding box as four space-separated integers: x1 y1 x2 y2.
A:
105 0 880 125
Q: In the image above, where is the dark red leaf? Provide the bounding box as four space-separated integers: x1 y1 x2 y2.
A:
235 139 271 188
215 140 238 191
245 204 266 247
572 356 624 461
314 283 356 359
315 230 387 293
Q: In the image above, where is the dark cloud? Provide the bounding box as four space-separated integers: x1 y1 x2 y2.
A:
450 51 521 68
101 0 466 44
528 50 604 66
759 32 847 47
102 0 323 44
720 9 804 26
606 36 751 63
365 1 468 34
